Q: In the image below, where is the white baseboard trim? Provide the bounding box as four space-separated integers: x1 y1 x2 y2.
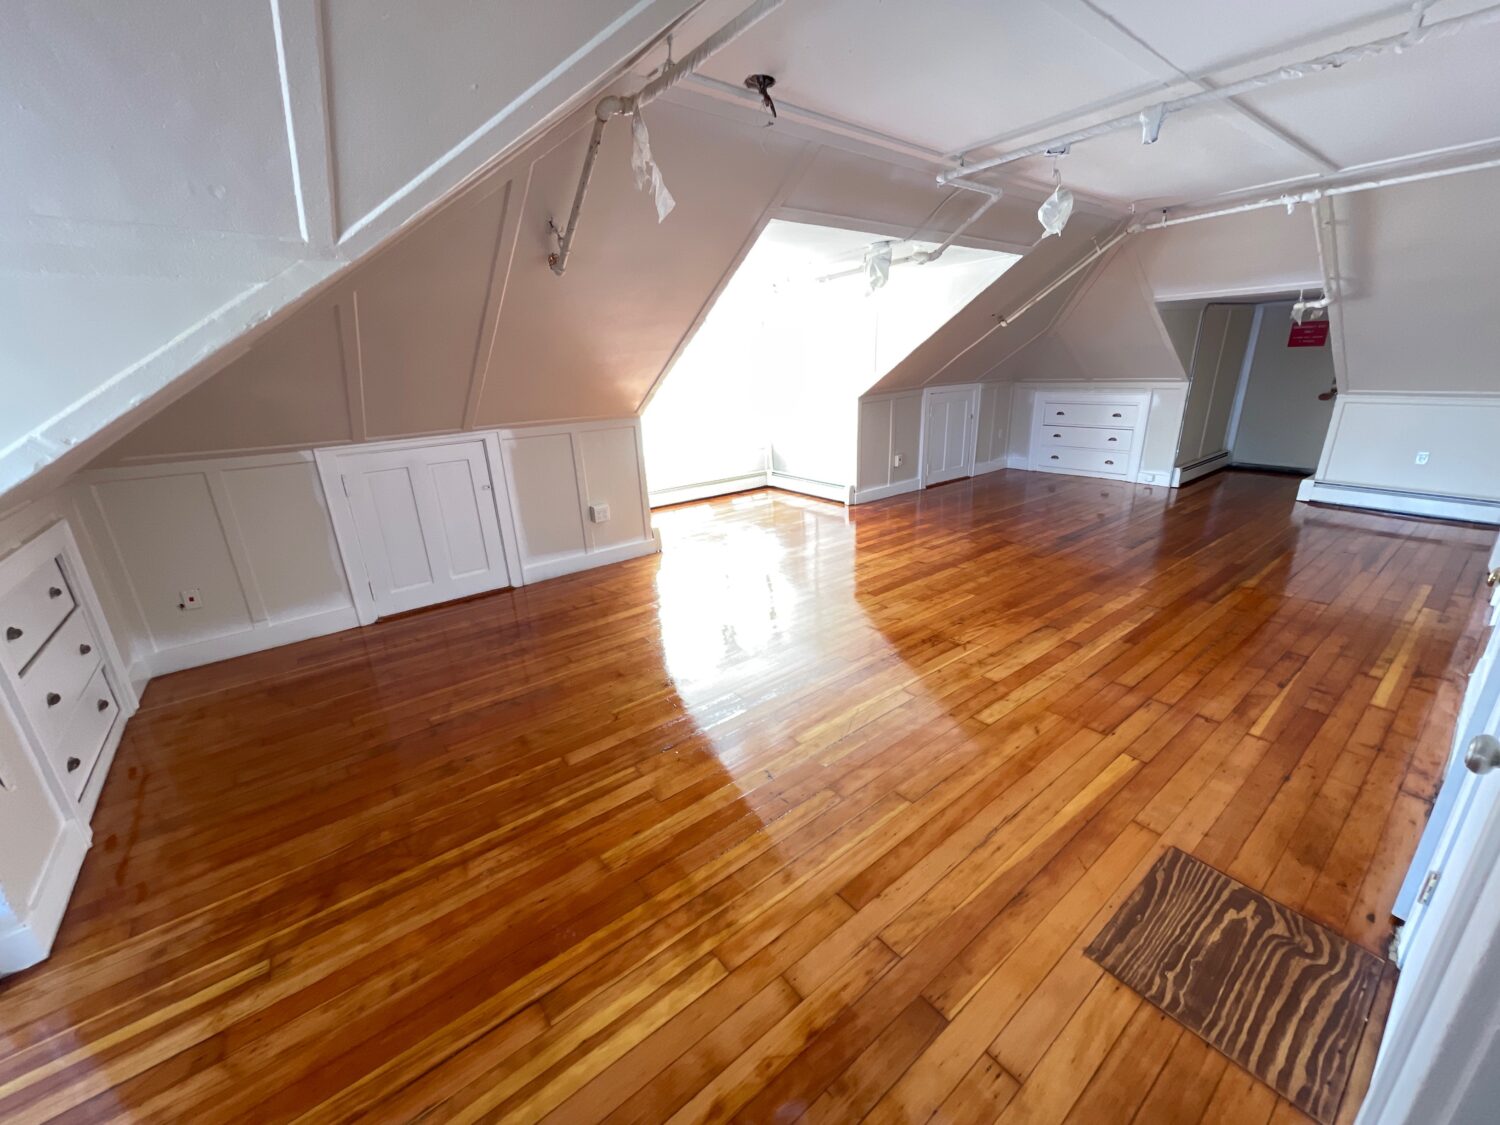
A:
520 536 661 585
1170 452 1231 487
767 472 853 504
145 605 362 677
649 473 768 508
1297 479 1500 526
973 457 1008 478
851 478 921 505
0 821 89 975
1005 453 1030 470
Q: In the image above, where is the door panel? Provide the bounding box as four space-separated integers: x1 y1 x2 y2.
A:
359 467 432 593
339 440 510 619
427 457 492 579
924 390 975 485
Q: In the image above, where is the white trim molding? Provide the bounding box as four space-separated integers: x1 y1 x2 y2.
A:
650 473 770 508
767 472 854 505
1296 479 1500 526
1171 451 1232 487
852 478 921 505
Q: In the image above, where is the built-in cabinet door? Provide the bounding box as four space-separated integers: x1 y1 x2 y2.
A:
338 440 510 619
923 389 975 486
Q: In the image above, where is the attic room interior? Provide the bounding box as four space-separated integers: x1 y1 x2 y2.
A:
2 2 1500 1122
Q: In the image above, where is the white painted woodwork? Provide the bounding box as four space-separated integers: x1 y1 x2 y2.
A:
1176 303 1255 467
922 387 979 486
1027 391 1151 483
331 439 511 619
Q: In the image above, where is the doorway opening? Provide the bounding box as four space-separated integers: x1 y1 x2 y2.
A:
1162 294 1337 485
642 219 1018 506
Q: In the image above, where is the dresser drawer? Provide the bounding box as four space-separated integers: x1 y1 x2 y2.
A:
1040 401 1140 429
53 665 119 801
1037 446 1129 476
0 558 75 675
1039 424 1133 452
17 610 103 748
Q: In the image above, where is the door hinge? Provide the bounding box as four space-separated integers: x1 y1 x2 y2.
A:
341 475 351 498
1417 869 1441 906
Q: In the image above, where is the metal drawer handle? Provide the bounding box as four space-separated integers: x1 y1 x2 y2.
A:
1050 455 1060 460
80 643 92 656
1105 460 1115 466
97 698 110 712
66 756 81 773
46 691 61 707
1107 437 1117 442
1055 411 1065 416
1112 412 1122 418
48 586 62 599
1052 433 1061 438
5 626 20 642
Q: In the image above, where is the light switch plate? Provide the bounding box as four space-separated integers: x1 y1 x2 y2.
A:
179 587 203 610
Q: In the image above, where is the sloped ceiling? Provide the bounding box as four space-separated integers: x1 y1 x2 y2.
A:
13 0 1500 497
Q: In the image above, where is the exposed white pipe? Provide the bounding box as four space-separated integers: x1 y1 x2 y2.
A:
549 0 786 275
940 3 1500 186
1129 154 1500 231
911 182 1005 265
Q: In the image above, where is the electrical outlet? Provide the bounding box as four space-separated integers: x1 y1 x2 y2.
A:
178 588 203 611
893 453 903 468
1414 451 1430 466
588 503 610 524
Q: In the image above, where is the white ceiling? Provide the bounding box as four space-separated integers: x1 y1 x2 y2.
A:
689 0 1500 208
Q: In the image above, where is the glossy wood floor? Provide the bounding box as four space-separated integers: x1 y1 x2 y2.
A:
1 471 1492 1124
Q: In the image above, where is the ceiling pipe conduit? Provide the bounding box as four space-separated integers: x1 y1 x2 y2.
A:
938 2 1500 188
549 0 786 275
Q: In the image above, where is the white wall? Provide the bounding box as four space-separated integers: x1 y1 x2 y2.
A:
1177 304 1254 467
78 419 656 680
1 0 705 506
855 391 924 501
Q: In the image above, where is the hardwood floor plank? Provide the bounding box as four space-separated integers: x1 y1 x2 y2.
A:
0 473 1485 1124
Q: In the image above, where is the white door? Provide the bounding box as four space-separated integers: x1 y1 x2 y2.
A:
1362 548 1500 1121
923 389 976 486
336 439 511 619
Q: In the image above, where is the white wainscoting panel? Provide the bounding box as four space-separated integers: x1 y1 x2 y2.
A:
79 452 356 679
1313 393 1500 502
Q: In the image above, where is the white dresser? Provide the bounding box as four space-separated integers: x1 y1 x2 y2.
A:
0 520 134 973
1028 391 1151 482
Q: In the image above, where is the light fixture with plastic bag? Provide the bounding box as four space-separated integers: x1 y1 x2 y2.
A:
1037 150 1074 238
864 240 894 293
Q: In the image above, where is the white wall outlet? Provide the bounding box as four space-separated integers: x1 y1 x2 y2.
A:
178 587 203 610
588 502 610 524
1414 451 1430 465
893 453 903 468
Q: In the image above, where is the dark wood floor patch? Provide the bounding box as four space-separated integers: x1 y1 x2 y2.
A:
1086 846 1384 1123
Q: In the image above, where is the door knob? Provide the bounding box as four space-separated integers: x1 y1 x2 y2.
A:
48 586 62 599
1465 733 1500 774
1487 568 1500 589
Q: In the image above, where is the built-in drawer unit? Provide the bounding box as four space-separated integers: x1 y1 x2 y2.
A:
52 665 119 801
16 609 103 749
1039 424 1133 452
1028 391 1151 483
1038 401 1140 429
1037 447 1130 475
0 558 75 676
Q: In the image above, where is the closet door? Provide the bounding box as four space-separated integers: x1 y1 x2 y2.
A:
336 439 511 619
923 388 977 485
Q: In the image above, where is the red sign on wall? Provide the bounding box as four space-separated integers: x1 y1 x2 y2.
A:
1288 320 1330 347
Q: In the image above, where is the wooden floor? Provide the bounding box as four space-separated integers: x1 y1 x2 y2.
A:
0 471 1492 1124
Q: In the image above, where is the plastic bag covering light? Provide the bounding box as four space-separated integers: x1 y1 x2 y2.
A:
1038 184 1074 238
630 111 675 223
864 241 894 292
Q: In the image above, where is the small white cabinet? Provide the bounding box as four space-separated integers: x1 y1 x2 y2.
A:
0 520 134 974
1028 391 1151 482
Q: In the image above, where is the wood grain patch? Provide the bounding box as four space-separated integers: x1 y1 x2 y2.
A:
1085 847 1383 1123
